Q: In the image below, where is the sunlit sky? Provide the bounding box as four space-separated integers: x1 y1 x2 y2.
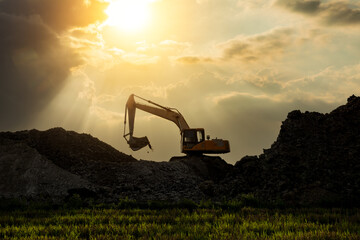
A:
1 0 360 164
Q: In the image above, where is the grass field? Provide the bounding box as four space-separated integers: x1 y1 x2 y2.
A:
0 205 359 239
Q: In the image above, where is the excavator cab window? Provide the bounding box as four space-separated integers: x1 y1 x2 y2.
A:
197 130 204 142
182 129 204 149
183 130 197 143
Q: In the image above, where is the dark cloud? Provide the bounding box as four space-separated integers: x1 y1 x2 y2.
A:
276 0 360 26
322 1 360 25
0 0 108 32
219 28 294 63
0 0 107 129
276 0 321 14
0 13 82 129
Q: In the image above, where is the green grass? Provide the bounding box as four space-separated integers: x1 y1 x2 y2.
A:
0 207 359 239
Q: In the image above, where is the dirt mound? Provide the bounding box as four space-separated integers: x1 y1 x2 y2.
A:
1 96 360 206
0 128 137 172
0 128 230 202
229 95 360 206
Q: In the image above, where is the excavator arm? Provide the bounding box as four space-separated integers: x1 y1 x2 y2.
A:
124 94 190 151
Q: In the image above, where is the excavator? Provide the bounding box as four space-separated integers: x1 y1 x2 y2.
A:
123 94 230 155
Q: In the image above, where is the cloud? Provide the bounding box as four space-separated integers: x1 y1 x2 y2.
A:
122 53 160 65
0 0 108 32
159 40 191 50
90 106 123 125
218 27 295 63
232 68 284 93
135 40 192 57
0 0 108 130
276 0 360 26
67 26 105 49
276 0 321 14
283 64 360 102
176 56 214 64
237 0 275 9
76 73 123 125
196 0 209 4
0 13 82 129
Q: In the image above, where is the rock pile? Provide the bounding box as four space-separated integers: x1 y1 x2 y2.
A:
229 95 360 206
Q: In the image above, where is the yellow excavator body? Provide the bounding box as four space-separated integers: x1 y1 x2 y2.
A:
183 139 230 154
181 128 230 154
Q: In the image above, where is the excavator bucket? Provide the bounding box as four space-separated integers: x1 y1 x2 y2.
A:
124 94 152 151
127 136 152 151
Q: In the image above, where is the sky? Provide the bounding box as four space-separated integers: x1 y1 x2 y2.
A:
1 0 360 164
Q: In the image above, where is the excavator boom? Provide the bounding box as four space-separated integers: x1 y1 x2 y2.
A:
124 94 189 151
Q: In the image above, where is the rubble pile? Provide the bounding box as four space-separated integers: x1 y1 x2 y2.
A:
228 95 360 205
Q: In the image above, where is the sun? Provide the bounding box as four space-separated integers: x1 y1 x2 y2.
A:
104 0 151 32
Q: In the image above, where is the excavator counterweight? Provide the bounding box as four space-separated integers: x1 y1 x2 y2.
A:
123 94 230 155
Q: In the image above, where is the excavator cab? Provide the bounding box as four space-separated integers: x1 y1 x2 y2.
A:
181 128 230 154
181 129 204 149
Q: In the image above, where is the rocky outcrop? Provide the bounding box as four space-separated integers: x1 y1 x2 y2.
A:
229 95 360 206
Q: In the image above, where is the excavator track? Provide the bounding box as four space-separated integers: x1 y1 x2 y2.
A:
169 154 221 162
169 155 232 183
